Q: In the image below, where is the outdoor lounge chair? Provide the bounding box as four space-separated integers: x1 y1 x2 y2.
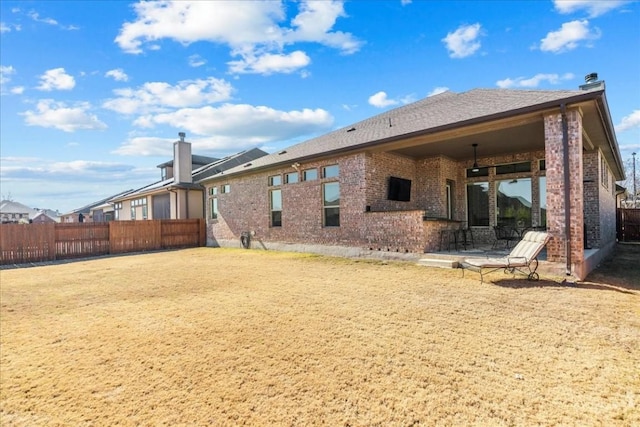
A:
461 231 550 282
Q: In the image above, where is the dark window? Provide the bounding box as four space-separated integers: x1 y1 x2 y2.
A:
467 182 489 226
495 162 531 175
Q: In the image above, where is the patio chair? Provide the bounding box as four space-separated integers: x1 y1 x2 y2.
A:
492 225 518 249
461 231 550 283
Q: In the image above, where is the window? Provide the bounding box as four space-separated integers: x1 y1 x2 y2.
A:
303 169 318 181
142 206 148 220
322 165 339 178
210 198 218 220
539 159 546 171
323 182 340 226
467 182 489 226
114 202 122 220
496 178 532 228
131 206 136 220
269 175 282 186
132 197 147 207
222 184 230 193
539 176 547 228
496 161 531 175
601 156 609 188
285 172 299 184
209 186 217 195
270 189 282 227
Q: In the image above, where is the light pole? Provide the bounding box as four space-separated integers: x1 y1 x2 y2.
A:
633 152 637 206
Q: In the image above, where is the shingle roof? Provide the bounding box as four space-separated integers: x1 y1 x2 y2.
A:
209 86 604 180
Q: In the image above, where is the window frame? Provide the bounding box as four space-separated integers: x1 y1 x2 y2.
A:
302 168 318 181
322 181 340 227
270 189 282 227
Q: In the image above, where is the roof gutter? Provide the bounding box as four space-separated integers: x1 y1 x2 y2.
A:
594 93 626 180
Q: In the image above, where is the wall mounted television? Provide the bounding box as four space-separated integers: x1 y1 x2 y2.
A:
387 176 411 202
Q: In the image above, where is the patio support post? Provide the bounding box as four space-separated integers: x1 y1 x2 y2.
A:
561 104 572 276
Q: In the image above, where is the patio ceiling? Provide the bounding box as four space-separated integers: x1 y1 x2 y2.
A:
383 113 546 161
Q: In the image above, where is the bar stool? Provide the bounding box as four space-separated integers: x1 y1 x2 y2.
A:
439 225 459 252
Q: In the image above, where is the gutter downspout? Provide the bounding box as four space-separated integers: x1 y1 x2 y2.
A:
561 104 572 277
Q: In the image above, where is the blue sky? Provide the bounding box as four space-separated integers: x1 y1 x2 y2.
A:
1 0 639 213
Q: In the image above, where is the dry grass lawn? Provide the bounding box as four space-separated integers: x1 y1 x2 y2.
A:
1 248 639 426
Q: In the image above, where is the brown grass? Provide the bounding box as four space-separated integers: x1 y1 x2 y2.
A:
1 248 638 426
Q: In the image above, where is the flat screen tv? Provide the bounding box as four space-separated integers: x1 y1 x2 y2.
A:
387 176 411 202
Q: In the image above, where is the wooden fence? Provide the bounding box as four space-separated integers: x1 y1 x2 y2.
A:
0 219 206 265
617 208 640 242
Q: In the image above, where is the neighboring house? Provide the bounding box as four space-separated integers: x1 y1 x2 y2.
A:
31 210 61 224
0 200 37 223
199 75 625 280
0 201 61 223
60 190 133 223
109 133 268 221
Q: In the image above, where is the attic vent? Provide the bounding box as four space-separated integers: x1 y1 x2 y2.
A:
244 163 252 167
278 150 287 155
347 127 356 132
585 72 598 83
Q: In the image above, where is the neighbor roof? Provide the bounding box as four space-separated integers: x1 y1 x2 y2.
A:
206 85 615 180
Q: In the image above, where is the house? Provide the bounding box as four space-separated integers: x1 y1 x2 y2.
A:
109 133 268 220
60 190 134 223
199 74 624 280
0 200 37 223
31 209 61 224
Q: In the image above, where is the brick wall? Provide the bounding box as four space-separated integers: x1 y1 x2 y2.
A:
544 108 584 266
207 152 451 252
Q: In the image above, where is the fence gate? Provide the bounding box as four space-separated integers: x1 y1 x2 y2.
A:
617 208 640 242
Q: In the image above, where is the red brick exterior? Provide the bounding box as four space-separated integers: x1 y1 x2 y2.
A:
544 108 584 268
205 108 616 279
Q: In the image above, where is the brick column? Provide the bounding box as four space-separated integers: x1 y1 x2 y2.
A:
544 108 584 270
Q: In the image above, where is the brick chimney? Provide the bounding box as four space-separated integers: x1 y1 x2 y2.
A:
173 132 192 184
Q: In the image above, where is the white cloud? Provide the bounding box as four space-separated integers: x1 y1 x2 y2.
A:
368 91 398 108
401 0 412 5
427 87 449 97
188 54 206 68
11 86 25 95
442 23 483 58
539 20 600 53
616 110 640 132
553 0 629 18
22 99 107 132
102 77 234 115
142 104 333 138
27 10 78 30
114 0 361 75
0 65 16 85
114 104 333 156
105 68 129 82
1 22 12 32
36 68 76 91
496 73 575 88
228 50 311 74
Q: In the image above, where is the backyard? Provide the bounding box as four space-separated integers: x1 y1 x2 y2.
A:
1 246 638 426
